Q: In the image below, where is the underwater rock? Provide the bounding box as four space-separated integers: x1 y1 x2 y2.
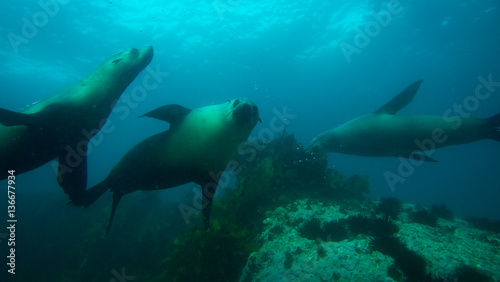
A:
240 199 393 281
239 199 500 281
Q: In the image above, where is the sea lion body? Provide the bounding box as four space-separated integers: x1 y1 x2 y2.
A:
0 46 154 204
308 80 500 160
85 98 260 232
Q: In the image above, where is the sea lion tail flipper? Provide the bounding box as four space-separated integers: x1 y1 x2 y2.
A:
139 104 192 129
107 192 123 234
492 132 500 143
374 80 424 115
0 108 38 126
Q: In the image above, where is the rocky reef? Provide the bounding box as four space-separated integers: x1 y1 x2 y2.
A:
240 199 499 281
158 133 499 281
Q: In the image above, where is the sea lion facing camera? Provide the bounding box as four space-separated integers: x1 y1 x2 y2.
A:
307 80 500 161
84 98 260 233
0 46 154 205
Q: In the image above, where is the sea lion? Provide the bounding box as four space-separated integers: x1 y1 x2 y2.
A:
0 46 154 205
83 98 260 233
307 80 500 161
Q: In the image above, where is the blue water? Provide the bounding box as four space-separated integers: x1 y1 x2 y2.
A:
1 0 499 280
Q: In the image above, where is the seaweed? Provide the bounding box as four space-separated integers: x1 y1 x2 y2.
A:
369 236 407 258
347 215 374 236
465 216 500 233
387 264 404 281
330 174 370 199
367 211 428 282
299 218 348 242
323 220 348 242
17 190 185 281
376 197 403 219
394 248 427 282
370 236 428 281
410 209 438 227
299 218 325 241
158 133 358 281
452 264 494 282
161 218 259 282
346 215 399 238
430 204 454 220
370 216 400 238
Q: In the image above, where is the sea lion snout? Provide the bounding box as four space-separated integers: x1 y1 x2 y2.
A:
109 46 154 81
305 141 324 156
231 98 259 126
136 46 154 64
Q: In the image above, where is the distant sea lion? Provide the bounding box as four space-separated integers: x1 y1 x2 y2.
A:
84 98 260 233
0 46 154 205
307 80 500 161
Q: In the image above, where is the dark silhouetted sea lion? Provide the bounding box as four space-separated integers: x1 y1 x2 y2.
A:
0 46 154 205
84 98 260 233
307 80 500 161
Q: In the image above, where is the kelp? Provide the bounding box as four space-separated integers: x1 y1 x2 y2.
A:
159 133 371 281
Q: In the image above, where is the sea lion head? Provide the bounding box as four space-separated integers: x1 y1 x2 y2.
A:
102 46 154 80
227 98 260 130
306 129 341 155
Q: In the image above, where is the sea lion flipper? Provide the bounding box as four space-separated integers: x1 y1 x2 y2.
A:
374 80 424 115
486 112 500 142
0 108 37 126
139 104 192 129
82 180 110 207
199 178 219 230
57 146 88 206
107 192 124 234
0 103 66 127
488 112 500 126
